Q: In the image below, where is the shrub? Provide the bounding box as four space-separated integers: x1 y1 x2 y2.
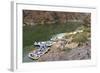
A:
72 32 89 44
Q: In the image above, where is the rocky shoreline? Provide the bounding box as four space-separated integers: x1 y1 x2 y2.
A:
37 41 91 61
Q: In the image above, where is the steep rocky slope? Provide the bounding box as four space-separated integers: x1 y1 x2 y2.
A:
37 41 91 61
23 10 91 26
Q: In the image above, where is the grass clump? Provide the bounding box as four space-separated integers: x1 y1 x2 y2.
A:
72 32 88 43
72 27 90 45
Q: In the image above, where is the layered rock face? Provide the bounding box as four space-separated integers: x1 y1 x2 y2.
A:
23 10 91 26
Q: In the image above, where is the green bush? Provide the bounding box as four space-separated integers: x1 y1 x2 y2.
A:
72 32 89 43
83 26 91 32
